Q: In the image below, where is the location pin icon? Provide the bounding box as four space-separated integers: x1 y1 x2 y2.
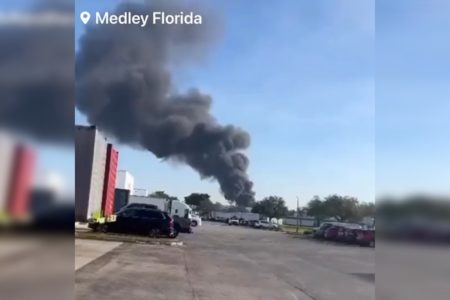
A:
80 11 91 24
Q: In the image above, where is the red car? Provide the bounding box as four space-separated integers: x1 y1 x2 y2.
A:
342 228 360 243
324 226 342 240
336 226 348 241
355 229 375 247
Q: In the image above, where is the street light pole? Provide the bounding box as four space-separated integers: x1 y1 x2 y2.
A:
296 196 300 234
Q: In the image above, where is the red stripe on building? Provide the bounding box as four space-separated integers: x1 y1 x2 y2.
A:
102 144 119 217
7 144 35 217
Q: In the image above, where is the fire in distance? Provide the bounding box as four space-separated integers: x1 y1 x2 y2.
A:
96 11 203 27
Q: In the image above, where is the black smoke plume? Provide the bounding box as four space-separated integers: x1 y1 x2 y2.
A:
76 2 255 206
0 2 73 143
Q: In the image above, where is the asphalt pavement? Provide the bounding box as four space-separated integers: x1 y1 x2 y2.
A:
75 222 374 300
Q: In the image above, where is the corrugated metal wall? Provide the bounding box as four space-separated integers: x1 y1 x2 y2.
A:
7 145 35 217
102 144 119 217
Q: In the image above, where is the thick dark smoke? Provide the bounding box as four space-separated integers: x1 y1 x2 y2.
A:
0 2 73 143
76 2 255 206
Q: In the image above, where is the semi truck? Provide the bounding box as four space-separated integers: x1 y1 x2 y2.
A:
128 195 192 219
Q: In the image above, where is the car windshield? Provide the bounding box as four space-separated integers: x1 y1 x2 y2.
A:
118 208 136 217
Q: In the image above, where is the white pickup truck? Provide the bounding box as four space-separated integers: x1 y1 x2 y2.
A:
228 217 240 225
253 220 279 230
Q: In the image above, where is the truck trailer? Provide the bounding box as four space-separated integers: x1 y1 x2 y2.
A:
128 195 192 219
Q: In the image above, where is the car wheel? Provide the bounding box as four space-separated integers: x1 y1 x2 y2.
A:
191 220 198 227
90 223 99 232
169 230 179 239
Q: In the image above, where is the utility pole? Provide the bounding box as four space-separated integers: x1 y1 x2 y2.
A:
296 196 300 234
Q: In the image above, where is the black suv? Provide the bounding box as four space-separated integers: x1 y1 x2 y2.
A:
105 208 178 238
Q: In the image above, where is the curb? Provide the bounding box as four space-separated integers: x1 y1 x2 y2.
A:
75 231 184 246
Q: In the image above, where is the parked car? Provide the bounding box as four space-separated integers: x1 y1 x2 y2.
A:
191 214 202 227
249 220 259 227
253 220 261 228
313 223 335 238
356 229 375 247
254 220 277 230
336 226 347 241
101 208 178 238
228 216 239 225
173 215 192 233
324 225 342 240
334 224 363 242
342 228 360 243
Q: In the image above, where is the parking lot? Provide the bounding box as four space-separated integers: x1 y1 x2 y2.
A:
76 222 374 300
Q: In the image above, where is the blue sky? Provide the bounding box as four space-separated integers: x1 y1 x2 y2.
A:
73 0 375 208
376 0 450 197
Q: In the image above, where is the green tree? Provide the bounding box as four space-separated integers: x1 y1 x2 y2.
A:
358 202 375 219
184 193 211 207
287 209 297 217
184 193 214 216
251 196 288 220
307 194 363 222
306 196 327 220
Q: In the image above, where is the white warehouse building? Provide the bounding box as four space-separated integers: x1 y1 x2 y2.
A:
116 170 134 195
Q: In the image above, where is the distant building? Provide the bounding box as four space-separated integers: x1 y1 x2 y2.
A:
116 170 134 194
282 216 317 227
133 188 148 197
